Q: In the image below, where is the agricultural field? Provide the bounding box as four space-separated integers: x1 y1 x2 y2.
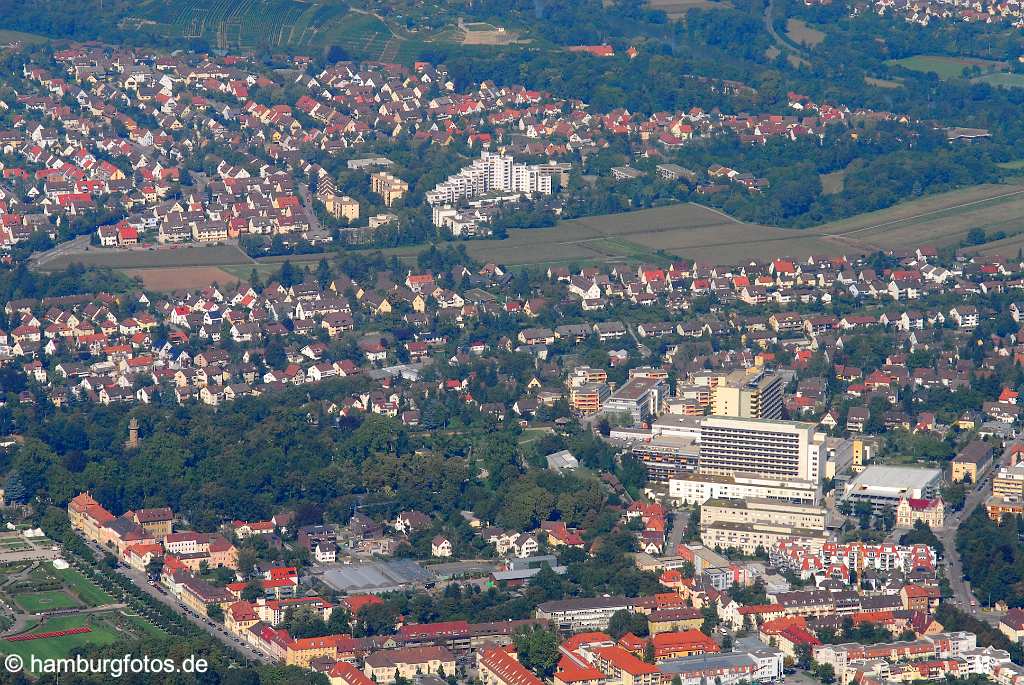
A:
785 19 825 47
887 54 1008 79
35 243 253 272
122 266 245 291
448 203 841 266
0 615 121 665
971 72 1024 88
970 231 1024 258
646 0 731 18
808 183 1024 252
864 76 903 89
820 170 847 195
447 182 1024 266
319 12 393 59
0 29 50 45
36 185 1024 275
456 22 520 46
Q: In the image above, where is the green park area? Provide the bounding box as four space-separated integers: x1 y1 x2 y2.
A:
13 589 81 613
4 564 115 615
0 615 120 665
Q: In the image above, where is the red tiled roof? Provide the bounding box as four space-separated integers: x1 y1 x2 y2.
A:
479 647 544 685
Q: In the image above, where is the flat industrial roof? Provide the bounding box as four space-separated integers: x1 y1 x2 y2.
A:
320 559 432 592
848 465 941 490
700 415 817 430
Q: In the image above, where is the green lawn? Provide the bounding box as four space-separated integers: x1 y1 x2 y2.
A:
820 169 847 195
121 613 167 638
53 568 115 607
972 72 1024 88
23 565 58 586
998 160 1024 170
887 54 1008 80
517 427 552 445
13 590 81 614
0 615 120 666
865 76 903 89
0 29 50 44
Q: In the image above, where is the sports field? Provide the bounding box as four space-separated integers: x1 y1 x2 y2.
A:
13 590 81 614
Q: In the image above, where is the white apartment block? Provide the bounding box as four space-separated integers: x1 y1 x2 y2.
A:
667 471 820 506
425 152 554 206
698 416 825 484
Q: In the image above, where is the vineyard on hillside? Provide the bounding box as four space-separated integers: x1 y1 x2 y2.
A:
130 0 401 56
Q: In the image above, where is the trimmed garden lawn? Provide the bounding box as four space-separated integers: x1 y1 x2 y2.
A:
0 615 119 665
53 568 115 607
13 590 80 614
122 613 167 638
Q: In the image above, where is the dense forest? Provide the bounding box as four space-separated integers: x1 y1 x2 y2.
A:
957 508 1024 608
1 392 619 538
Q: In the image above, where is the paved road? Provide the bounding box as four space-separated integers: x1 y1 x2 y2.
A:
31 235 91 268
937 470 992 615
120 565 272 664
625 323 651 359
296 183 328 241
667 507 689 552
81 539 270 663
763 0 808 59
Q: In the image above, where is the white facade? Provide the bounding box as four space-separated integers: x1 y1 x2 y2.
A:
425 152 554 206
668 471 820 505
699 416 825 484
842 465 942 510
